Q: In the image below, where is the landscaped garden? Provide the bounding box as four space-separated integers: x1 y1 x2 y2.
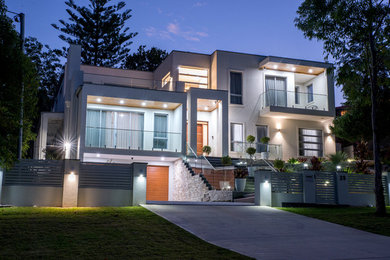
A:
0 207 250 259
279 207 390 236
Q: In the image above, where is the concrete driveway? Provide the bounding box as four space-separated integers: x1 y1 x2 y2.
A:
143 205 390 260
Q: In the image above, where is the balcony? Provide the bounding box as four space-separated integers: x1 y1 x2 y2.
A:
231 141 282 160
85 127 182 153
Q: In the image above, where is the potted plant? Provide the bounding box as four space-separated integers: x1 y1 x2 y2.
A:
202 145 211 156
234 168 248 192
220 155 232 190
246 135 257 176
260 136 270 160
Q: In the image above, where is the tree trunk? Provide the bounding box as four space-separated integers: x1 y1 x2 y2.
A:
368 29 386 216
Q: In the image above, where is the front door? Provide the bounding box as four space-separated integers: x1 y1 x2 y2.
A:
186 122 208 155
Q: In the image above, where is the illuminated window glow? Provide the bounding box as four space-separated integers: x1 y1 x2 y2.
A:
178 66 208 90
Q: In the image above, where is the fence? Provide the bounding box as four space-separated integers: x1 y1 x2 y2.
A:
1 159 147 207
255 171 390 207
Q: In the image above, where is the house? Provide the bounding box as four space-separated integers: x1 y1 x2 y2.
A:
31 44 336 204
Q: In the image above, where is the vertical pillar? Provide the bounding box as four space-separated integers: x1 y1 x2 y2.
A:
385 172 390 206
188 92 198 154
131 163 148 205
303 172 316 203
335 172 349 205
0 167 3 204
254 171 272 206
221 99 229 156
62 160 79 207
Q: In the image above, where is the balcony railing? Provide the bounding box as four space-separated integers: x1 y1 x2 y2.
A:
85 126 182 153
231 142 282 160
259 90 328 111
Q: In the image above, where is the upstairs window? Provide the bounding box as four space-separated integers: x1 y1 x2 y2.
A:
230 123 243 152
307 84 313 103
295 86 300 104
153 114 168 149
178 66 208 91
230 72 243 104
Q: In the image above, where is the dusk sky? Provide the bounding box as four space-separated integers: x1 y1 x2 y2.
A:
5 0 344 105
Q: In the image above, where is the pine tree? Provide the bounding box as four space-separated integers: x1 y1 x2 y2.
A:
123 45 168 72
52 0 137 67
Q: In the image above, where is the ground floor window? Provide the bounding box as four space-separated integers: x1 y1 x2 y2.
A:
256 125 268 153
230 123 243 152
299 128 323 157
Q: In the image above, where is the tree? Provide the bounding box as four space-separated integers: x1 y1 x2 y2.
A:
123 45 168 72
0 1 39 168
52 0 137 67
295 0 390 216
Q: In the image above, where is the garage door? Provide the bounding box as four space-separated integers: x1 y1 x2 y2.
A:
146 166 169 201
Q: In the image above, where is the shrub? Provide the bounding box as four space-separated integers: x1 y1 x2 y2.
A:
202 145 211 155
221 155 232 166
274 159 285 171
246 147 256 157
234 168 248 178
298 157 308 163
287 157 299 164
260 136 270 144
246 135 255 144
328 151 348 165
310 156 323 171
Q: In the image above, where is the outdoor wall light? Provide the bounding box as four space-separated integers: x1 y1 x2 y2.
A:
264 180 270 188
303 163 308 169
336 165 342 171
119 100 124 104
64 142 71 151
68 171 76 182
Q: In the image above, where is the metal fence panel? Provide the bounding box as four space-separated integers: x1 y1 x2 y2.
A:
79 162 132 190
315 172 336 204
271 172 303 194
3 160 64 187
348 173 375 193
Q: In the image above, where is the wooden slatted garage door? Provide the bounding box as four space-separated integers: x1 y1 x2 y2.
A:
146 166 169 201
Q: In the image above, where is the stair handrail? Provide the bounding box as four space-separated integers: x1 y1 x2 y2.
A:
185 143 215 171
260 158 278 172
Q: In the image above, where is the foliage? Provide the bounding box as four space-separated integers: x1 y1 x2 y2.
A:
287 157 299 164
295 0 390 214
202 145 211 155
246 147 256 157
298 157 308 163
328 151 348 165
273 159 285 172
0 1 39 168
309 156 323 171
355 141 371 174
123 45 168 72
234 168 248 179
52 0 137 67
221 155 232 166
260 136 270 144
246 135 255 144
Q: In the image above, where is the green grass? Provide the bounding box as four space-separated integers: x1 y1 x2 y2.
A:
278 206 390 236
0 207 250 259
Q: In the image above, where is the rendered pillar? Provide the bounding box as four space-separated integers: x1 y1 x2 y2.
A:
62 160 79 207
335 172 349 205
131 163 148 205
303 172 316 203
255 171 272 206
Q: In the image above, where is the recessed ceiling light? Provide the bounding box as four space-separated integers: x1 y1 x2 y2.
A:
96 153 100 157
141 102 146 106
97 98 102 102
292 67 296 71
161 157 165 161
119 100 124 104
120 113 124 117
273 65 278 69
205 106 209 110
308 69 313 73
163 103 168 108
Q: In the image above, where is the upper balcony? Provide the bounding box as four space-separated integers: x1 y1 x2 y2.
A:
258 57 334 120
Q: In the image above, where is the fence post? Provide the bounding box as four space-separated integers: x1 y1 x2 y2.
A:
254 171 272 206
303 171 316 203
62 160 80 207
131 163 148 205
385 172 390 206
335 172 349 205
0 167 3 204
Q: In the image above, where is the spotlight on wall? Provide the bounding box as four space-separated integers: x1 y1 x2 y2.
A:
97 98 102 102
119 100 124 104
303 163 308 169
68 171 76 182
64 142 71 151
264 180 270 188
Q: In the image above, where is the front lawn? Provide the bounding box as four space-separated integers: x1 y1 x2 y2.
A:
279 206 390 236
0 207 250 259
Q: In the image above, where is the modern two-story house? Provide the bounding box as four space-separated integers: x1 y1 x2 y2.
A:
34 44 336 202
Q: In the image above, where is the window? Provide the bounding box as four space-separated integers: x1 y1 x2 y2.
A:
153 114 168 149
265 76 287 107
256 125 268 153
307 84 313 103
299 128 323 157
230 72 242 104
178 66 208 91
162 72 172 89
230 123 243 152
295 86 300 104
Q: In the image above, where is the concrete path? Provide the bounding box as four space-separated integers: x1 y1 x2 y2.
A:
143 205 390 260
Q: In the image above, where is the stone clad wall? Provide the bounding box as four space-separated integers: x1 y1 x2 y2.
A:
172 160 209 201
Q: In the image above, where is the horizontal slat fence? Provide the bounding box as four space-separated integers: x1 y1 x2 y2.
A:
348 173 375 193
79 162 132 190
271 172 303 194
3 160 64 187
315 172 336 204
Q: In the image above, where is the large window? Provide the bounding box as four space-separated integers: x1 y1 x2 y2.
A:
230 123 243 152
256 125 268 153
153 114 168 149
299 128 323 157
295 86 300 104
230 72 243 104
265 76 287 107
86 109 144 149
307 84 313 103
178 66 208 91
